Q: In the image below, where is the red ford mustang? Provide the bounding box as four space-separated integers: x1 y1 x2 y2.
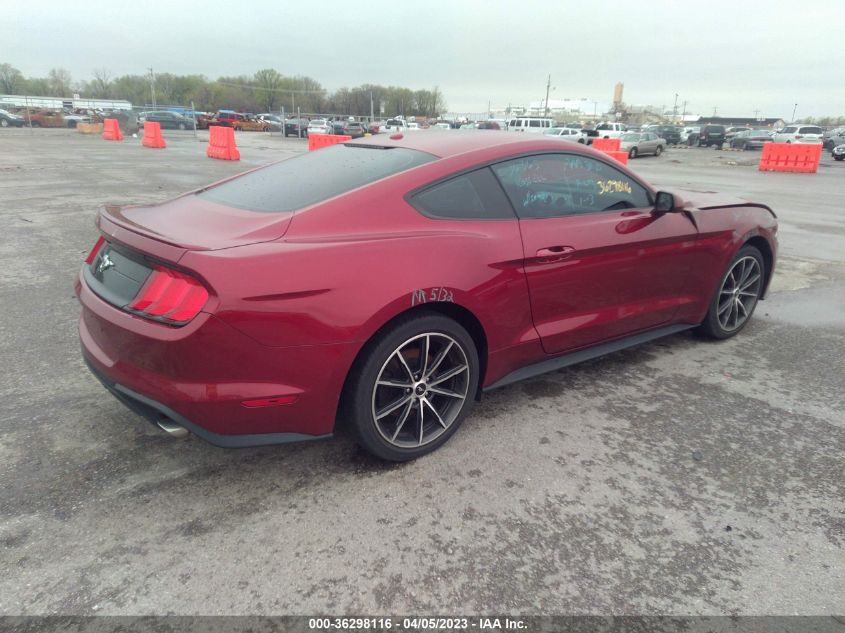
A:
77 133 777 460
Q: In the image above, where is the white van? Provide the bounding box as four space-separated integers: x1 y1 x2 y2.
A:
507 117 556 133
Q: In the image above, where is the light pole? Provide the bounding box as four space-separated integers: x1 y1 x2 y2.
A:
148 67 156 109
543 74 551 117
673 93 678 123
792 103 798 122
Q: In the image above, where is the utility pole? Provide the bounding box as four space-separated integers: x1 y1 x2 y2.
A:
712 106 718 117
148 67 156 109
673 93 679 123
543 74 551 117
370 91 374 124
792 103 798 122
753 109 760 121
682 100 688 120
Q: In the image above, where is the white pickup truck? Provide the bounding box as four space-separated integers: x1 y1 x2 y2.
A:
594 122 626 139
383 118 408 133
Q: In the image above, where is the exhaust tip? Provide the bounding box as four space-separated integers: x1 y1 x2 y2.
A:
157 420 189 439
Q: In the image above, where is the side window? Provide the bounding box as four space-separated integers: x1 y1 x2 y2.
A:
529 120 541 128
491 154 652 219
410 168 514 220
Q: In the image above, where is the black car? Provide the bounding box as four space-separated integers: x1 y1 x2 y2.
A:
653 125 682 145
284 118 309 137
832 144 845 161
142 111 190 130
0 108 26 128
729 129 773 150
688 124 726 148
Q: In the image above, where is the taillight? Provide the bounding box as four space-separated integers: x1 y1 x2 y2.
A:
795 135 803 139
128 266 208 324
85 236 105 264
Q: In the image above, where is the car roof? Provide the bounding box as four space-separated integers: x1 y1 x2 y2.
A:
346 130 597 160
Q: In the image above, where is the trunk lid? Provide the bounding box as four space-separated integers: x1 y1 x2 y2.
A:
99 194 293 251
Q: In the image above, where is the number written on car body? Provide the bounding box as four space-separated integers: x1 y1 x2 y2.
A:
411 287 455 306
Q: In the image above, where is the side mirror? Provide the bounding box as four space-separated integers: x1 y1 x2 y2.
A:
654 191 678 213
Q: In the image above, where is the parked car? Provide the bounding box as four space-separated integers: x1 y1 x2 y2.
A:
27 110 65 128
724 127 748 142
233 114 272 132
822 128 845 149
434 122 451 130
383 118 409 133
729 129 773 150
0 108 25 127
680 126 700 144
771 125 823 144
832 144 845 161
594 122 626 139
822 127 845 149
544 127 588 144
307 119 333 135
460 123 477 130
476 121 501 130
284 118 309 137
143 111 191 130
507 117 556 133
78 134 777 461
211 111 241 128
337 121 366 138
63 112 92 128
652 125 682 145
256 114 283 130
688 124 726 147
620 132 665 158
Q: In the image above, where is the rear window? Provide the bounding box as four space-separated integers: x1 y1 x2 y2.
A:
197 145 435 213
782 126 797 133
799 127 822 134
704 125 725 133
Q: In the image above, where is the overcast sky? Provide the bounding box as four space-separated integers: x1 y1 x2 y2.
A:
3 0 844 118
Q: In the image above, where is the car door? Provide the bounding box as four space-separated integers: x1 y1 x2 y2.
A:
642 132 657 154
491 152 700 355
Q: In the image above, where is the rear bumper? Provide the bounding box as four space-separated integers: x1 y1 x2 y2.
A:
84 358 331 447
77 269 356 445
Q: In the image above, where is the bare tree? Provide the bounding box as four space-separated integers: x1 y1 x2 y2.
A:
92 67 112 98
0 63 24 94
47 68 72 97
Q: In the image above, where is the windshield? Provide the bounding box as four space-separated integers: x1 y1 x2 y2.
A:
197 145 435 213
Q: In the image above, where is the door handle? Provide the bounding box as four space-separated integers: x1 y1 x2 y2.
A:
535 245 575 262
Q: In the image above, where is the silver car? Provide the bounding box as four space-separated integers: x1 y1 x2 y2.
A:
620 132 665 158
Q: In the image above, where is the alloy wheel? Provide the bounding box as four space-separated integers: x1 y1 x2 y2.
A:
717 256 762 332
371 333 470 448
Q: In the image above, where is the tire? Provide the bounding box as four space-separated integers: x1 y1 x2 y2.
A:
835 156 844 161
345 313 480 461
696 245 765 340
655 145 663 156
0 119 8 128
629 147 638 158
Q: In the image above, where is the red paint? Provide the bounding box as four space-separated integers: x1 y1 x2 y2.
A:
77 134 777 443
